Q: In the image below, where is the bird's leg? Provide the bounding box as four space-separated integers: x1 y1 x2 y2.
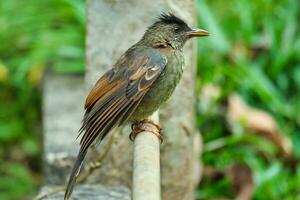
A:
130 118 163 143
143 117 162 132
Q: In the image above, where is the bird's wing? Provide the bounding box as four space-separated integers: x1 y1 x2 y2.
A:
64 49 167 200
80 49 167 151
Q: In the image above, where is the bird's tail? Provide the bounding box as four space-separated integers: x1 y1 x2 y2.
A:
64 149 87 200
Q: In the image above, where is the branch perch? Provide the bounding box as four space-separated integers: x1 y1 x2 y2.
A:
132 111 161 200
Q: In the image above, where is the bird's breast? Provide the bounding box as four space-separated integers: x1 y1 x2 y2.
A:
129 50 184 120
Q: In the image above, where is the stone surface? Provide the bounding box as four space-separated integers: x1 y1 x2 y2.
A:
39 184 130 200
41 73 132 199
42 73 86 184
85 1 197 200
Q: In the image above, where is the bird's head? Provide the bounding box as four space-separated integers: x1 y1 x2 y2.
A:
141 13 208 50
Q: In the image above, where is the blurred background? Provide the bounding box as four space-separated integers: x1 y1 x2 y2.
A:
0 0 299 199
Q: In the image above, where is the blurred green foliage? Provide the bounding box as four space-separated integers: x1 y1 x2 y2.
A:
196 0 300 199
0 0 85 199
0 0 299 199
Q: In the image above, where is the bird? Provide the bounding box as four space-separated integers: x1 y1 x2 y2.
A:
64 13 208 200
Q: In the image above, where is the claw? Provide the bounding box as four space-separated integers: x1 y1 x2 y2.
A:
130 119 163 143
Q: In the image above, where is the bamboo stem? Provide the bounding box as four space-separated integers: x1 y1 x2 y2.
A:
132 111 161 200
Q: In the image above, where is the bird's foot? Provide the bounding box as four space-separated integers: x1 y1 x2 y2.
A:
130 119 163 143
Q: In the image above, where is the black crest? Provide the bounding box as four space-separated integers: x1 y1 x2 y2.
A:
157 13 188 27
148 12 190 31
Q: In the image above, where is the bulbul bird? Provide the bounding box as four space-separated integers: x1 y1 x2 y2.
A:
64 13 208 200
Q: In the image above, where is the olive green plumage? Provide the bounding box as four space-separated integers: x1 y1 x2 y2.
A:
64 13 208 200
129 47 184 120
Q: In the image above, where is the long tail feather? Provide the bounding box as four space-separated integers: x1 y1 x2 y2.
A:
64 149 87 200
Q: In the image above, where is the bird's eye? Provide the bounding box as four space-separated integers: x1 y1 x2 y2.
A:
157 44 168 48
174 27 180 32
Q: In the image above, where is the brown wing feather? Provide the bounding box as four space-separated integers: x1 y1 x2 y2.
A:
64 49 167 200
80 51 166 151
84 70 115 110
